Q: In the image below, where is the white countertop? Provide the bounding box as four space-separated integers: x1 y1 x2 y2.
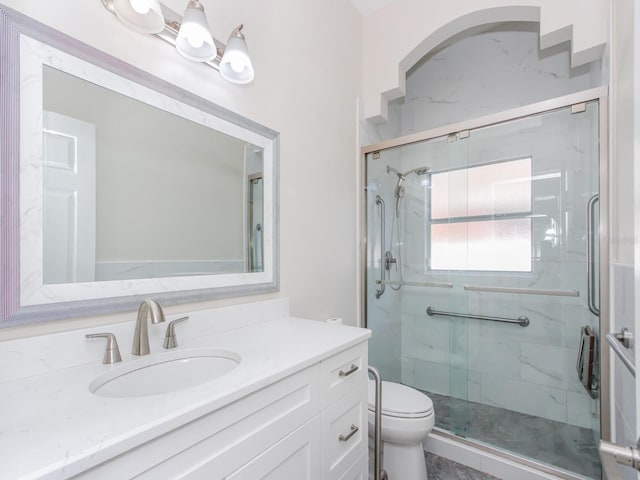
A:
0 308 370 480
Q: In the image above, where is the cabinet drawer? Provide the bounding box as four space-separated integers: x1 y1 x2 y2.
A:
225 416 321 480
321 381 368 480
321 342 368 408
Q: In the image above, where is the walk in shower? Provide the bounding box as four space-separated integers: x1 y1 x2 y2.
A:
363 90 608 479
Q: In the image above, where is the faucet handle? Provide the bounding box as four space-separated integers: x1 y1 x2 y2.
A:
163 316 189 349
86 333 122 364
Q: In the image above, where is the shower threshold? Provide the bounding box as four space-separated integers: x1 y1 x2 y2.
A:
422 390 601 480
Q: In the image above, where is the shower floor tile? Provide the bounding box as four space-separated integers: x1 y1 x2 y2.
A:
425 452 500 480
422 390 601 479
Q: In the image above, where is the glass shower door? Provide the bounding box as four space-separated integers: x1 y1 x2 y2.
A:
365 98 602 479
446 101 601 478
365 134 472 433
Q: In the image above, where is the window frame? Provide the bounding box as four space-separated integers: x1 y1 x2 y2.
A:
426 156 534 273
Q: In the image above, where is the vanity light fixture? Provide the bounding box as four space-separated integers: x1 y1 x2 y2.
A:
100 0 254 84
112 0 165 34
175 0 216 62
219 25 255 84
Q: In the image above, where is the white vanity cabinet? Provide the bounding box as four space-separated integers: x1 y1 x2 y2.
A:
71 341 369 480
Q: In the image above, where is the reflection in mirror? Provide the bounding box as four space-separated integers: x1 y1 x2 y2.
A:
248 174 263 272
42 66 264 283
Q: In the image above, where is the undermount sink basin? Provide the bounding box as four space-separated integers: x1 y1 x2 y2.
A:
89 348 241 398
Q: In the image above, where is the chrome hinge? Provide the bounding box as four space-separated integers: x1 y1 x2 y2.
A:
571 102 587 114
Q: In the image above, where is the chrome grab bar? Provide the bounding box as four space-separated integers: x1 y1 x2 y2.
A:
376 280 453 289
587 193 600 316
463 285 579 297
375 196 386 299
606 332 636 378
368 366 387 480
426 306 529 327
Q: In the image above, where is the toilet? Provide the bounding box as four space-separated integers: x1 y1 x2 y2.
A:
368 380 435 480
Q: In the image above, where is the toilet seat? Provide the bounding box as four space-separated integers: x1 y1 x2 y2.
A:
367 380 434 419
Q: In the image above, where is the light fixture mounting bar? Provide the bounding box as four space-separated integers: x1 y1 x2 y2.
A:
99 0 226 70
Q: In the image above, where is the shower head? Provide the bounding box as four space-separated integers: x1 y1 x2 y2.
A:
386 165 430 217
386 165 430 178
412 166 430 175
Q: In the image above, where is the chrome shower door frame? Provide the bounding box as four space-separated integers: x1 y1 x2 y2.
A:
359 86 611 478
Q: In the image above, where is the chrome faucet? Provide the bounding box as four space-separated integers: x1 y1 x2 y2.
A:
132 299 166 356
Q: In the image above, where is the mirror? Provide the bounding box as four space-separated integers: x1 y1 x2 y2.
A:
0 6 279 326
43 66 264 283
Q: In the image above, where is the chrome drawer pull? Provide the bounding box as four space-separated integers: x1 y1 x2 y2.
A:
339 424 359 442
339 364 359 378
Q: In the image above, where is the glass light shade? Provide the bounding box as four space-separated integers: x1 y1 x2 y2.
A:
176 1 217 62
113 0 165 34
219 28 255 84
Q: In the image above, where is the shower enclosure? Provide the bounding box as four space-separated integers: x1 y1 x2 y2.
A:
362 89 609 480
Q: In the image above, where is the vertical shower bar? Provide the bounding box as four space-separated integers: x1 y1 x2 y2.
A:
375 195 386 299
587 193 600 316
368 366 387 480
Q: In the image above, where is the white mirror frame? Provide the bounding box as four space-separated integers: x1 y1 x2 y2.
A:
0 5 279 326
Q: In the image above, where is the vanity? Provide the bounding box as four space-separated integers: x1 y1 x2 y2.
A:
0 298 371 479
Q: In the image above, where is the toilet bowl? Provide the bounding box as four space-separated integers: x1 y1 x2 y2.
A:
368 380 435 480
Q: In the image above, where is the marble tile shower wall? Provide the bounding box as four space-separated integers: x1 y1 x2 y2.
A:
387 25 600 139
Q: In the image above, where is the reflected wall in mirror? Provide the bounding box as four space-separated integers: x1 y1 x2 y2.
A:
42 66 264 284
0 5 279 327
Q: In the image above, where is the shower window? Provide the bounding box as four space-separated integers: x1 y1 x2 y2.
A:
429 157 533 272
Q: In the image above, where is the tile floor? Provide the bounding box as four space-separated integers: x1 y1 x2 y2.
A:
422 391 601 479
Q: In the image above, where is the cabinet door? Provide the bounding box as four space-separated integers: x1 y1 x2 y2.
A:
225 416 321 480
82 366 319 480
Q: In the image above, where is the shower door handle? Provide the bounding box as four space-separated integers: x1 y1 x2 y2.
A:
587 194 599 316
375 195 386 299
599 440 640 480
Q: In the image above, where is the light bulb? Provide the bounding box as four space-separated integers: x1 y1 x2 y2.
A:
230 56 245 73
187 29 205 48
130 0 151 14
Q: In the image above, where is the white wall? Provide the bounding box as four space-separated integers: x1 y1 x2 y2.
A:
0 0 362 338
